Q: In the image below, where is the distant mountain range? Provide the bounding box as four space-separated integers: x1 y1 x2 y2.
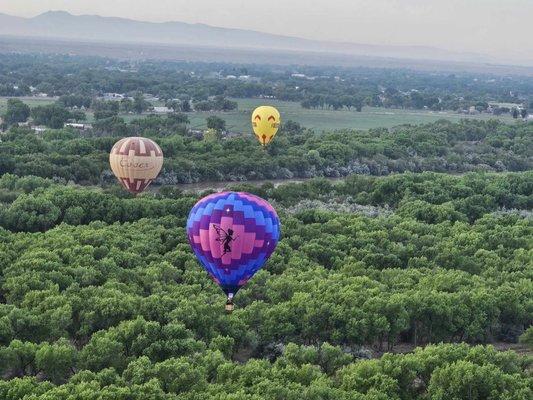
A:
0 10 498 64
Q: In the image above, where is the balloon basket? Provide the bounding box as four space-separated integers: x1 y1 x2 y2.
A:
225 300 234 313
225 294 234 313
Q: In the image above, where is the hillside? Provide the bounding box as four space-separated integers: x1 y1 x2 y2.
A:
0 11 493 64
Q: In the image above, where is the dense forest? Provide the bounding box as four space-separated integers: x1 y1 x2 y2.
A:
1 118 531 184
0 54 532 112
0 52 532 399
0 171 531 398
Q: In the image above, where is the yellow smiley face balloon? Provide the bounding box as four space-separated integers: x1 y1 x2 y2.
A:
251 106 281 146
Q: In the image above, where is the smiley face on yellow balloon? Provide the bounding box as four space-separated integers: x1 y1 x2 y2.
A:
251 106 281 146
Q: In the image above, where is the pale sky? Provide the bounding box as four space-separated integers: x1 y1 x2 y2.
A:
0 0 531 61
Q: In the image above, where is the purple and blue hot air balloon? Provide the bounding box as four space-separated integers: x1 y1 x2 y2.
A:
186 192 280 311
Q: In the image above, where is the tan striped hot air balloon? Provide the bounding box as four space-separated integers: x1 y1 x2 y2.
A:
109 136 163 195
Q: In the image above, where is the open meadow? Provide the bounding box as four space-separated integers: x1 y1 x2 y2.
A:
187 98 516 132
0 96 56 113
1 96 516 132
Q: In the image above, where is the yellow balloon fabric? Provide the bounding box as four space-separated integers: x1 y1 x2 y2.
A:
251 106 280 146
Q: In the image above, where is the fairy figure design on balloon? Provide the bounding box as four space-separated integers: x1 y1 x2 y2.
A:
213 225 237 255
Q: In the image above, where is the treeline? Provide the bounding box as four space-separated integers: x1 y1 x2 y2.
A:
0 343 530 399
1 94 194 130
1 171 531 232
299 90 484 112
301 95 363 111
1 53 532 111
0 180 195 232
1 119 531 184
1 99 86 129
192 95 238 112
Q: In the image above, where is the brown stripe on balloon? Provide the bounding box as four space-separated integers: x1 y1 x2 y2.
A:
113 137 163 157
143 139 154 155
144 139 163 156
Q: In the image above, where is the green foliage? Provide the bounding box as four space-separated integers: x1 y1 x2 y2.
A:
35 339 76 384
206 116 226 132
428 360 531 400
519 327 533 349
30 105 72 129
3 99 30 126
1 118 531 184
7 53 533 400
133 93 151 114
1 54 531 112
0 112 531 400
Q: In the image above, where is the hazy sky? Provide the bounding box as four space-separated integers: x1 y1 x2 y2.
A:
0 0 531 60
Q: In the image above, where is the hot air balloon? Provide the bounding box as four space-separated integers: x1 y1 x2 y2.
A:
186 192 280 312
251 105 280 146
109 136 163 195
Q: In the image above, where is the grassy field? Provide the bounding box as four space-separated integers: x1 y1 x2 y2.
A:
187 98 515 132
0 97 56 113
1 96 515 132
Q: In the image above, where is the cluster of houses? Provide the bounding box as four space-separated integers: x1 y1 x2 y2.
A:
223 74 261 82
458 102 530 119
101 93 173 114
0 121 94 135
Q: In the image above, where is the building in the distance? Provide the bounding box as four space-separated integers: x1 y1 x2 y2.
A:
64 123 93 131
32 126 47 135
102 93 125 101
152 106 172 114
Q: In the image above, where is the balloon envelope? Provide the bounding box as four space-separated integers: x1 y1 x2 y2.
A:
109 137 163 194
186 192 280 296
251 105 280 146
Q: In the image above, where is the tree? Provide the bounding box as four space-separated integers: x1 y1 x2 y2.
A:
428 360 529 400
181 100 192 112
30 105 71 128
283 120 304 134
94 110 118 120
3 194 61 232
165 100 181 112
206 116 226 132
511 108 519 119
212 96 237 111
3 99 30 125
133 93 151 114
57 95 92 109
194 101 213 111
78 335 126 372
35 339 76 384
69 110 86 121
0 340 39 377
120 98 134 113
352 97 364 112
92 116 128 136
167 113 190 125
520 108 528 119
